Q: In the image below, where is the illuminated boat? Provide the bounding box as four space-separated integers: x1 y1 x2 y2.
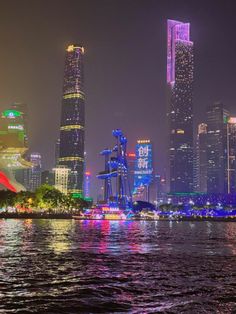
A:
73 204 127 220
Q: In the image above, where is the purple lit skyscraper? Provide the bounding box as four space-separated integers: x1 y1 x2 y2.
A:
167 20 194 193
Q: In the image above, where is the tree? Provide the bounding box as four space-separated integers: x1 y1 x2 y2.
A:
0 190 16 209
14 191 35 211
35 184 63 211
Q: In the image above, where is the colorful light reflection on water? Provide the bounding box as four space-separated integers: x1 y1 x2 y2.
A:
0 219 236 313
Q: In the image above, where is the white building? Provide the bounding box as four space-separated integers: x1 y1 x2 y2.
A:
53 165 71 194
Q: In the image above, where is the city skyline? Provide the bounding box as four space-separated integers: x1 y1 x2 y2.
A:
0 3 236 313
1 1 236 197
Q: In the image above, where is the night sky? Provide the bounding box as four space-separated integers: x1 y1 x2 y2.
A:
0 0 236 196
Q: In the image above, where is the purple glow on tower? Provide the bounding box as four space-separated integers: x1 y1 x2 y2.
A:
167 20 192 84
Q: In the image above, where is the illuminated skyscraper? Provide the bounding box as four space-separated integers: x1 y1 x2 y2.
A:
41 170 54 186
84 171 91 198
28 153 42 192
59 44 85 195
195 123 208 193
133 140 153 202
206 103 229 193
227 117 236 193
0 109 31 191
11 103 29 188
53 165 71 194
167 20 194 193
127 152 136 194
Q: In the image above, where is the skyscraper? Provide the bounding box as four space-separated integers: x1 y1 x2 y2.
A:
11 103 29 188
227 117 236 193
167 20 194 193
195 123 208 193
41 170 54 186
59 44 85 195
206 103 229 194
0 108 31 191
53 165 71 194
127 152 136 195
28 153 42 191
133 139 153 202
84 171 91 198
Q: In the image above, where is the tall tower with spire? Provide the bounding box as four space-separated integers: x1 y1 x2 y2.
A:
59 44 85 195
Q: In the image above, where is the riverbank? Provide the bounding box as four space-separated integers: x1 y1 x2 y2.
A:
0 212 236 221
0 213 73 219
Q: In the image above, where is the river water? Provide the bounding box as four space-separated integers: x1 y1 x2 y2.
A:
0 219 235 313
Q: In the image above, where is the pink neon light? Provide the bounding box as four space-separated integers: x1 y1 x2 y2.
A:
0 171 17 192
167 19 192 84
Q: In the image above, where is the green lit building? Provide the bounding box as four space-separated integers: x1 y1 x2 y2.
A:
0 109 31 191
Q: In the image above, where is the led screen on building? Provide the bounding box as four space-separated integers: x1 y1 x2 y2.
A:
134 140 153 189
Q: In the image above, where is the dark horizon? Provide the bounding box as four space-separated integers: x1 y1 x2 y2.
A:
1 0 236 196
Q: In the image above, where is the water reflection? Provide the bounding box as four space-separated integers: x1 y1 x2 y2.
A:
47 220 75 254
0 219 235 313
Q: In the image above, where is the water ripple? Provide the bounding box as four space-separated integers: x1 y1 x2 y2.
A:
0 219 236 313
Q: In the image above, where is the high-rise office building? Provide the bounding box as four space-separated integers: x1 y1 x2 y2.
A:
206 103 229 193
227 117 236 193
156 174 167 204
59 44 85 196
28 153 42 191
41 170 54 186
84 171 91 198
133 140 153 202
53 165 71 194
127 152 136 195
195 123 208 193
11 103 30 188
167 20 194 193
0 108 31 191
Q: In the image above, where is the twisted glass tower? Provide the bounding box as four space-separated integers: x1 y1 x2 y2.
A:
59 44 85 195
167 20 194 193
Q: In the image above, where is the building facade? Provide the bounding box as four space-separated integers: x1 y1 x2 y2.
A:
53 165 71 194
133 140 153 202
227 117 236 193
59 44 85 196
28 153 42 192
167 20 194 193
55 138 60 167
195 123 208 193
0 108 31 191
10 103 30 189
206 103 229 194
127 152 136 195
41 170 54 186
84 171 91 198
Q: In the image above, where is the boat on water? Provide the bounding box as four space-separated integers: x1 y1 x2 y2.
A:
73 204 133 220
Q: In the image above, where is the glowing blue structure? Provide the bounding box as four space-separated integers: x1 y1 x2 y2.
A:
97 129 131 209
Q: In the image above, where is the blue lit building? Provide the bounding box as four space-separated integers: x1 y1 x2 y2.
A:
84 171 91 198
206 103 229 194
133 140 153 201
